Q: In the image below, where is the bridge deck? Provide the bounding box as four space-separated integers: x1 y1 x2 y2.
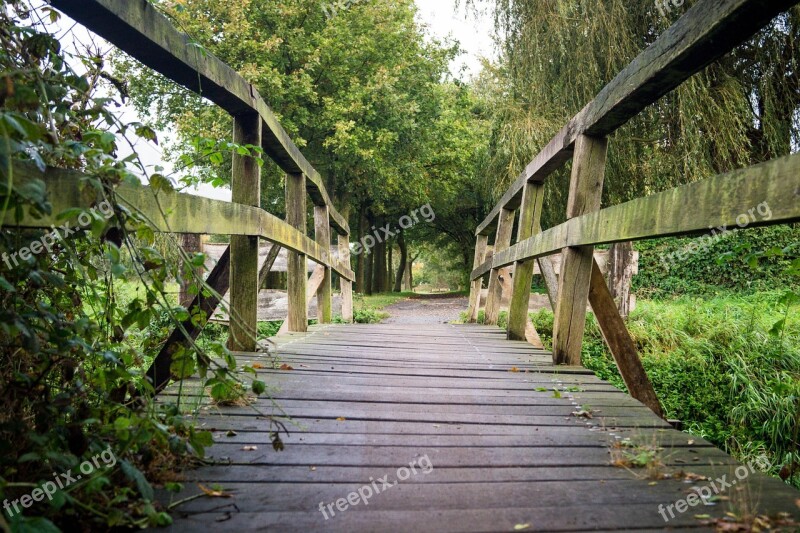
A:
160 324 799 532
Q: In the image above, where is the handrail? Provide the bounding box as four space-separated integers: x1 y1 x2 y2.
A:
476 0 797 236
49 0 350 236
471 153 800 280
9 161 355 281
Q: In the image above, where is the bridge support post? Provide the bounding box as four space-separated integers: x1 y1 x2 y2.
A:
338 234 354 323
484 208 515 325
466 234 488 323
286 173 308 332
507 182 545 341
315 205 333 324
228 113 261 352
553 134 607 365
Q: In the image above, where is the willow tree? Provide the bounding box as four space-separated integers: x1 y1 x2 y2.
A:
473 0 799 226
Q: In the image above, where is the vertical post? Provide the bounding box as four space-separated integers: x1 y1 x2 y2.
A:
338 234 354 323
552 134 608 365
286 173 308 332
466 234 488 323
484 208 515 325
507 182 545 340
228 114 261 352
314 205 333 324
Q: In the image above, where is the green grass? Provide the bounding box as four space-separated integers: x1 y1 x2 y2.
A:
527 291 799 487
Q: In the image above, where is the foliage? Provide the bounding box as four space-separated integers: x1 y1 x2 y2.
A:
634 225 800 297
0 3 264 530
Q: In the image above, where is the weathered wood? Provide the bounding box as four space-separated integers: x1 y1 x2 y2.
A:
285 173 308 333
277 265 326 335
606 242 635 318
9 162 354 280
472 152 800 279
484 208 515 325
258 244 282 289
228 114 261 352
338 234 354 323
314 206 333 324
508 182 545 341
475 0 798 236
588 259 664 418
145 247 230 394
537 256 559 309
466 235 488 323
50 0 350 235
553 135 608 366
178 233 203 307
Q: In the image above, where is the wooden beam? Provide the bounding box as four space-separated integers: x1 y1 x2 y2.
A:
588 259 664 418
228 114 261 352
338 234 354 323
484 208 515 325
472 152 800 279
49 0 349 235
277 265 326 335
8 161 354 280
466 235 488 323
553 135 608 366
475 0 799 236
507 182 545 341
286 173 308 333
258 244 282 289
145 247 230 394
537 257 559 310
314 205 333 324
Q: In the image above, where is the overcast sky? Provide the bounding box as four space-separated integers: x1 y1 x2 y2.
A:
50 0 496 201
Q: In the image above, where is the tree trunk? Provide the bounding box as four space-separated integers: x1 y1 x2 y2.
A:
387 242 393 292
607 241 635 318
179 233 203 307
356 209 366 293
394 232 407 292
373 228 386 293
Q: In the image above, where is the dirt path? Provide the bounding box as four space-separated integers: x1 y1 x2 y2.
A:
380 294 469 325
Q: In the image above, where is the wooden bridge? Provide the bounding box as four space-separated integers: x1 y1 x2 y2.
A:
12 0 800 530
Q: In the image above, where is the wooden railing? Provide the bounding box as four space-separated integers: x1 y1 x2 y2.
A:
467 0 800 417
7 0 354 382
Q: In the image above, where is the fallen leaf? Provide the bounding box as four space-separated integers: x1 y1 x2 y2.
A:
336 417 346 422
252 363 265 369
513 524 530 531
242 445 258 451
687 439 695 445
572 409 593 419
509 367 520 373
280 363 294 371
226 430 237 437
694 514 711 519
310 466 316 471
198 484 232 498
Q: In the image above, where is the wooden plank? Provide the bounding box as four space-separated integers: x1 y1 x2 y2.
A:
484 208 515 325
338 234 354 323
475 0 800 236
472 151 800 279
258 244 282 289
8 161 354 280
49 0 350 235
228 114 261 352
285 173 308 333
144 247 230 394
553 135 608 365
507 182 544 341
465 235 488 323
588 259 664 418
314 206 333 324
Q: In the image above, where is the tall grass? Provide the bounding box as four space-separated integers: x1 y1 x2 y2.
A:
530 291 800 488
